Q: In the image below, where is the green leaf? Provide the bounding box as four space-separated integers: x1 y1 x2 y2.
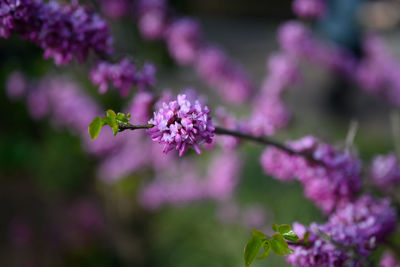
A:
103 110 119 136
270 234 293 256
107 109 117 119
112 125 119 136
244 236 266 267
252 229 265 238
282 231 299 242
88 116 104 140
116 112 130 124
257 242 271 260
278 224 291 233
278 225 299 242
272 224 279 232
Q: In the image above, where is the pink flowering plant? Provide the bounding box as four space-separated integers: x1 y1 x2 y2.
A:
3 0 400 266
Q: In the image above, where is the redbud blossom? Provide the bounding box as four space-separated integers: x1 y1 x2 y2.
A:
147 94 214 156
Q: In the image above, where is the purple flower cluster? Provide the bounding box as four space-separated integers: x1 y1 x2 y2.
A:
277 22 400 107
356 36 400 106
139 160 207 209
166 18 203 65
370 153 400 191
246 52 300 136
278 21 356 76
90 59 156 96
135 2 254 104
140 152 241 210
0 0 113 65
195 46 253 104
287 196 396 266
6 73 118 155
292 0 325 19
147 94 215 156
261 136 361 214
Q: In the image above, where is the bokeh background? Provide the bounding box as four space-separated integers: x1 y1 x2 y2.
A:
1 0 399 266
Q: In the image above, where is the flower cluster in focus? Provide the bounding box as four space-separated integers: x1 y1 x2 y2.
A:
147 94 215 156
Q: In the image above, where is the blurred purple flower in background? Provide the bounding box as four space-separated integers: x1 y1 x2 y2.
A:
380 252 400 267
166 18 203 65
136 0 168 40
261 136 361 214
0 0 113 65
99 0 130 18
292 0 325 19
6 71 26 101
91 59 156 96
370 153 400 191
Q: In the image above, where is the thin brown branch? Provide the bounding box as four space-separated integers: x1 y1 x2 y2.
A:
117 123 325 166
214 126 325 166
118 123 154 132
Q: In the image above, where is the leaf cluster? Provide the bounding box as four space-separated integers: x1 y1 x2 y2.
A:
88 110 130 140
244 224 300 267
